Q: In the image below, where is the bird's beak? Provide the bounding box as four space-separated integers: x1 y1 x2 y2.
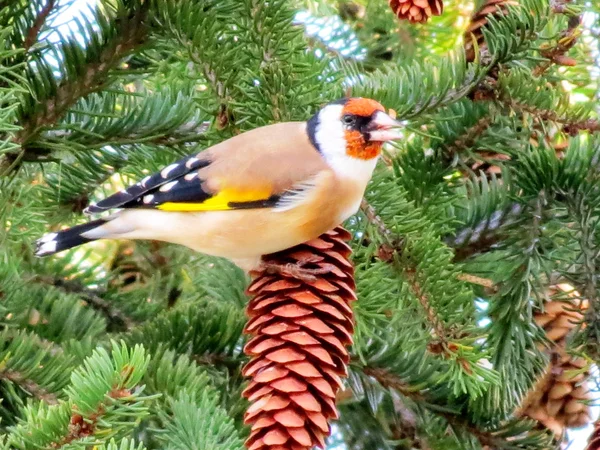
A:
368 111 404 141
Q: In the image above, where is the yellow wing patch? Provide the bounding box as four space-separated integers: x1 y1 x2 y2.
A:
157 187 273 211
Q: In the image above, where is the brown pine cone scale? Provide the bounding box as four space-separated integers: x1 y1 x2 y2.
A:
389 0 443 23
464 0 519 61
588 419 600 450
243 227 356 450
519 284 592 438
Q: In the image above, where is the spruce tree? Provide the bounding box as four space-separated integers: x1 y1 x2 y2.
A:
1 0 599 449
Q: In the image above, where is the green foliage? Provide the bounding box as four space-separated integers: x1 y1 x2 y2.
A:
96 438 148 450
353 0 550 119
158 391 244 450
0 0 599 449
6 341 154 449
0 22 27 169
123 300 246 361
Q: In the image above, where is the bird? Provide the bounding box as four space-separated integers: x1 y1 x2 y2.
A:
35 97 402 272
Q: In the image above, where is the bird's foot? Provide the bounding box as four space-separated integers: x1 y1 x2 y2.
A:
260 262 329 282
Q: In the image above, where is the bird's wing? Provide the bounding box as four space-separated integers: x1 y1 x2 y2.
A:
84 153 211 214
85 122 329 214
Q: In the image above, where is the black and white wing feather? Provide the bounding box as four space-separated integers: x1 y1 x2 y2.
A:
84 153 210 214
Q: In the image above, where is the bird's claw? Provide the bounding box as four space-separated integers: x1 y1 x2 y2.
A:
261 262 329 282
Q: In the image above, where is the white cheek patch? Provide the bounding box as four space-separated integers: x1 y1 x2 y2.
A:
314 104 379 182
315 104 346 162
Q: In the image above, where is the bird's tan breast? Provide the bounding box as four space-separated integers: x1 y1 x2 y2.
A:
172 170 362 259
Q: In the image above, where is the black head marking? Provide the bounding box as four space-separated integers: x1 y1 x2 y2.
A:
306 98 380 152
330 98 350 106
307 112 321 153
307 98 353 153
342 114 373 134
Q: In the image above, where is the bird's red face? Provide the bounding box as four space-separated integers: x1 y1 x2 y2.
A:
340 98 399 160
307 97 402 171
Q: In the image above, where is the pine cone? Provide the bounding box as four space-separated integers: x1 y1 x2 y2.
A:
587 419 600 450
464 0 518 62
467 150 511 179
461 130 562 183
389 0 443 24
242 227 356 450
519 284 591 437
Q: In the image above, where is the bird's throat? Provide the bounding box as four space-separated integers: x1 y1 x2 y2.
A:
344 130 382 160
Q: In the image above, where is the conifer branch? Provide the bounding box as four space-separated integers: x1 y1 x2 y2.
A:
563 197 600 358
448 209 517 261
2 369 59 404
451 233 503 261
456 273 496 290
55 388 133 447
575 215 598 309
23 0 56 52
16 8 149 147
46 121 210 149
160 25 233 128
193 353 243 371
3 328 66 357
362 366 425 400
532 13 580 77
501 97 600 135
404 270 452 346
190 56 232 122
363 366 498 447
447 200 528 262
362 200 498 292
389 395 424 448
33 275 135 331
60 168 119 213
411 71 488 120
362 196 482 350
444 116 493 158
563 119 600 136
367 365 550 448
360 199 396 242
188 59 233 129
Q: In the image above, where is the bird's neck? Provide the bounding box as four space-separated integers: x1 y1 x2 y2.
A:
328 153 379 188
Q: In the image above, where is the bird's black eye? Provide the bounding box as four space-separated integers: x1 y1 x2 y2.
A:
342 114 356 126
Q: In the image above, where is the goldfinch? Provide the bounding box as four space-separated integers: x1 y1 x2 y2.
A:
35 97 402 270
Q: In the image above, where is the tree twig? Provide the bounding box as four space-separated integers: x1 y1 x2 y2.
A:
53 387 132 447
404 270 452 345
502 97 600 136
363 366 499 448
33 275 136 331
15 7 149 147
23 0 56 52
360 199 396 242
532 13 581 77
2 369 59 404
444 116 493 159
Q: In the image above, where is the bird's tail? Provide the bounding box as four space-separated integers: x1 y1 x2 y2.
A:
35 219 109 257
